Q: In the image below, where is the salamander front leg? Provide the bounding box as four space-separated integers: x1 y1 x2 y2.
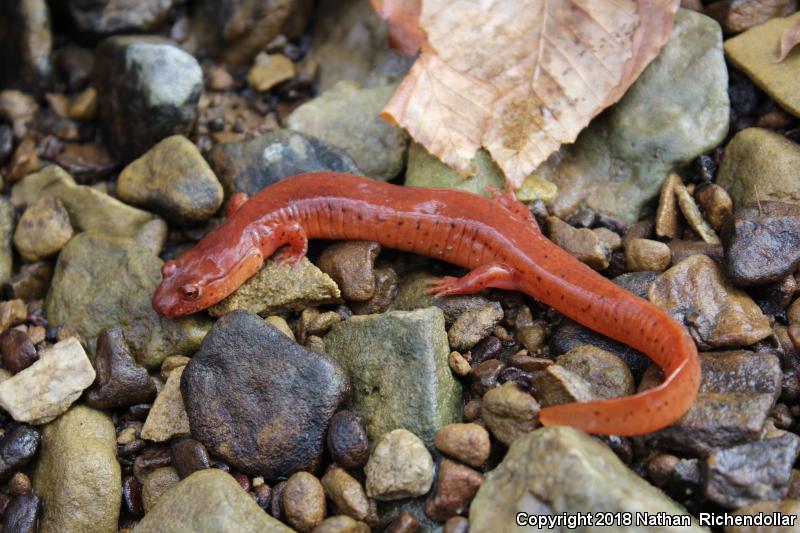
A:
273 221 308 268
427 263 519 296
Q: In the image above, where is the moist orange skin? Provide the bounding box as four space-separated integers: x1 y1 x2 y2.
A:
153 172 701 436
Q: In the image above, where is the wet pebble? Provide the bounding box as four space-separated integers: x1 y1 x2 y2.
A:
0 424 40 479
531 365 594 407
481 382 540 446
0 299 27 333
675 180 720 244
3 492 40 533
470 359 505 396
547 216 610 270
142 466 180 513
248 53 295 92
85 328 156 409
317 241 380 302
625 238 671 272
0 329 37 374
13 196 74 262
434 423 491 468
365 429 434 500
327 410 370 471
556 345 635 400
313 515 371 533
351 267 398 315
283 471 327 532
448 302 503 351
170 437 210 479
141 364 190 442
321 466 374 523
425 459 483 522
695 183 732 231
448 351 471 376
656 174 682 239
3 262 53 300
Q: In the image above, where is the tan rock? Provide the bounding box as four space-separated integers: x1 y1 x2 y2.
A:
142 467 180 513
625 238 672 272
14 196 74 261
556 345 635 400
69 87 98 121
481 382 540 446
247 53 295 92
547 216 610 270
656 174 682 239
283 471 326 532
695 183 733 231
365 429 434 500
531 365 594 407
321 466 373 522
675 181 720 244
434 423 491 467
141 365 190 442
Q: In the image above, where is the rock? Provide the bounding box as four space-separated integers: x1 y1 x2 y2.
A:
405 143 505 198
392 270 495 327
95 36 202 161
33 406 120 533
481 382 540 446
317 241 380 302
6 136 40 182
0 90 38 139
717 129 800 208
68 86 97 121
695 183 733 231
536 9 729 224
247 53 295 92
351 267 398 315
68 0 178 33
434 423 490 468
722 201 800 286
208 130 360 196
181 311 349 479
85 328 156 409
3 262 53 300
134 469 294 532
310 0 412 92
635 350 782 456
0 198 14 285
3 492 40 533
705 431 800 509
313 515 371 533
448 351 471 377
10 164 72 207
327 410 370 470
470 427 704 533
54 142 116 182
209 257 341 317
447 303 503 351
142 365 190 442
117 135 224 224
675 180 720 244
191 0 311 67
424 459 483 523
0 338 95 424
0 329 37 374
727 500 800 533
365 429 434 501
625 238 672 272
288 81 408 181
0 0 52 93
170 438 210 479
284 471 327 532
0 425 40 480
321 466 373 522
656 174 682 239
325 308 461 448
725 13 800 119
0 300 28 333
381 511 421 533
648 254 771 349
47 232 209 367
531 365 594 407
13 196 73 262
706 0 796 33
668 238 725 266
142 466 180 513
556 345 636 400
547 217 610 270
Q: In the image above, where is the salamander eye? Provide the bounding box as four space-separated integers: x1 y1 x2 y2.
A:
181 284 201 300
162 260 178 278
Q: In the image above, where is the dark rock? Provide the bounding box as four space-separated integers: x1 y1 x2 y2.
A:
317 241 380 302
612 271 660 299
3 262 53 300
68 0 178 33
0 0 52 94
207 130 360 196
85 328 156 409
470 359 505 396
54 46 94 92
94 36 202 161
326 410 369 470
705 431 800 509
424 459 483 523
181 310 349 479
3 492 40 533
122 474 143 517
666 239 724 266
0 330 37 374
133 445 171 483
170 438 210 479
722 201 800 287
54 142 116 183
0 425 41 480
351 266 398 315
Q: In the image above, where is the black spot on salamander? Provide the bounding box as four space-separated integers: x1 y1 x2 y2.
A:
397 221 404 226
357 214 363 221
415 221 422 230
536 275 542 282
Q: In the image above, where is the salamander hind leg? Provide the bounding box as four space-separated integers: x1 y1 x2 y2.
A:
427 263 519 296
486 180 537 226
273 221 308 268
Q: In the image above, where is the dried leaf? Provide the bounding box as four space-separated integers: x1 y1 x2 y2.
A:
776 16 800 63
377 0 680 186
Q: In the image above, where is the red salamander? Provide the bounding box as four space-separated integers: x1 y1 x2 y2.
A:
153 172 701 436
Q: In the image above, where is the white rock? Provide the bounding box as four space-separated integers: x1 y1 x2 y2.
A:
365 428 434 500
141 365 190 442
0 337 95 424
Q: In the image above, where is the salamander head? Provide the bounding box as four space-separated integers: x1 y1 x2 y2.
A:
152 237 264 318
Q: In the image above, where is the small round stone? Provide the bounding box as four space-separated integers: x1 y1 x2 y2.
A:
625 238 672 272
327 411 369 470
365 429 434 501
283 471 326 532
8 471 31 495
434 423 491 468
481 382 540 446
320 466 372 522
448 351 471 376
312 515 371 533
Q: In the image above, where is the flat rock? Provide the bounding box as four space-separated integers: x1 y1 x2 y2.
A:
716 128 800 208
470 427 703 533
85 327 156 409
287 81 408 181
405 144 505 198
68 0 177 33
722 201 800 286
725 12 800 118
536 9 729 224
134 469 295 533
33 405 121 533
117 135 224 224
208 257 341 317
635 350 782 456
648 254 771 349
46 232 210 368
95 36 202 161
13 195 73 261
208 129 360 196
325 308 462 449
366 429 434 501
0 337 95 424
181 310 349 479
142 365 190 442
556 345 635 400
